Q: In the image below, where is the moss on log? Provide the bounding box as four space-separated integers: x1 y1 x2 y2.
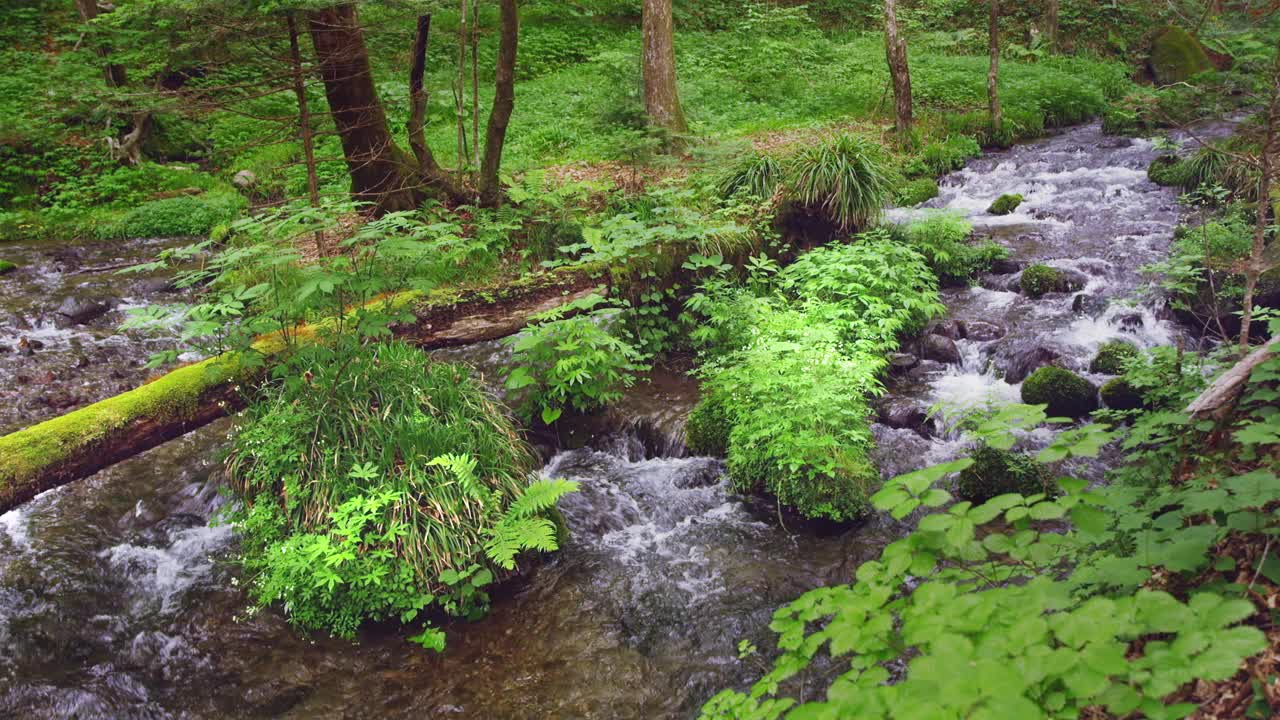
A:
0 266 607 514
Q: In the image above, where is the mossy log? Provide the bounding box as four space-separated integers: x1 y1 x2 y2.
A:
0 267 606 514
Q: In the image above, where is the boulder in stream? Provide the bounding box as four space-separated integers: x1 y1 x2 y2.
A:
918 333 962 364
0 260 16 275
1021 366 1098 418
876 397 931 433
55 296 114 326
965 321 1005 342
1004 346 1060 384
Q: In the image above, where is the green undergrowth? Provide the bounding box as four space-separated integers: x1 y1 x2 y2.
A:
686 230 945 520
702 335 1280 717
225 341 577 644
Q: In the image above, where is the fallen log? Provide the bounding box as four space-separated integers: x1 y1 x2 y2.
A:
1186 336 1279 420
0 267 607 514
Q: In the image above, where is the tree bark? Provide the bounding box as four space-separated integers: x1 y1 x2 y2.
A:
642 0 688 140
1236 49 1279 354
478 0 519 207
306 4 424 214
883 0 913 140
0 269 608 515
1045 0 1058 54
75 0 127 88
407 14 447 178
987 0 1002 139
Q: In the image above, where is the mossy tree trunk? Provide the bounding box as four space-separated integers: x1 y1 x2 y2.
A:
642 0 688 142
883 0 913 141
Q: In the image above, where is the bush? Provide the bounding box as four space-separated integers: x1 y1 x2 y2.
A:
987 193 1023 215
685 391 730 456
1100 377 1144 411
1148 155 1191 187
894 177 939 206
909 135 982 177
227 342 574 640
1090 340 1139 375
897 212 1007 284
1020 264 1064 297
1021 366 1098 418
102 191 246 239
956 445 1052 504
504 298 648 424
785 134 896 230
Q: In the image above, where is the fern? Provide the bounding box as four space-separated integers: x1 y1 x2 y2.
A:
506 478 580 519
485 479 579 570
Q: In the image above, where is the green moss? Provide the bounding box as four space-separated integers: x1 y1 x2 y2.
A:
1090 341 1139 375
685 392 730 456
957 445 1052 504
987 193 1024 215
1021 366 1098 418
1148 155 1191 187
0 260 16 274
1149 26 1213 86
1100 377 1144 411
894 178 940 207
1021 264 1064 298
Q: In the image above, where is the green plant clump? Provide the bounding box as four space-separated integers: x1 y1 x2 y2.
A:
785 133 896 230
956 444 1052 504
227 341 576 642
897 212 1007 284
894 178 940 207
1090 340 1139 375
1100 377 1144 411
103 191 246 239
908 136 982 177
684 390 730 456
1021 366 1099 418
1020 263 1065 297
0 260 15 274
987 193 1024 215
1148 26 1214 85
1148 155 1191 187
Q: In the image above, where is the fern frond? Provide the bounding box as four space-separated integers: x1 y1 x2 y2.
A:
505 478 580 519
485 518 560 569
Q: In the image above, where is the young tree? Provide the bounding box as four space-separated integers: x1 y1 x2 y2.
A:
987 0 1002 139
641 0 688 140
1044 0 1058 53
883 0 913 140
1236 49 1279 354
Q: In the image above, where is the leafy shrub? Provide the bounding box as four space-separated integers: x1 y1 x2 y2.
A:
504 295 648 424
956 444 1052 503
1148 155 1191 187
1100 377 1144 411
1090 340 1138 375
896 212 1007 284
685 389 730 456
102 191 246 239
1021 366 1098 418
987 193 1023 215
784 134 895 230
1020 263 1064 297
228 342 576 641
893 177 939 206
909 135 982 177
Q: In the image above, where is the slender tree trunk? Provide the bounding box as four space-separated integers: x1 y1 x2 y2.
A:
642 0 688 140
407 14 447 178
75 0 126 87
987 0 1002 139
478 0 518 207
457 0 469 171
1045 0 1058 53
471 0 481 169
306 4 422 214
287 13 324 256
883 0 913 140
1237 51 1279 354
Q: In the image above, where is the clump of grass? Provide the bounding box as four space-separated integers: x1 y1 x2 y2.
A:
717 152 783 199
784 134 896 230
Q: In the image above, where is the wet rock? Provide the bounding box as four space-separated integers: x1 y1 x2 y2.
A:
32 371 56 385
988 257 1023 275
1114 310 1145 332
671 462 722 489
138 277 181 294
876 397 930 432
1072 293 1107 316
906 359 946 380
888 352 919 373
1004 346 1060 384
918 334 962 364
17 336 42 356
965 321 1005 341
56 296 114 326
928 320 966 341
10 312 31 330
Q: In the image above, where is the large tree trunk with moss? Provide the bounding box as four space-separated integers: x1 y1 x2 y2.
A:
478 0 518 207
641 0 688 140
0 270 607 515
987 0 1002 138
306 4 425 214
883 0 913 140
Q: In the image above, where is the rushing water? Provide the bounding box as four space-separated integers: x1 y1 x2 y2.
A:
0 121 1224 718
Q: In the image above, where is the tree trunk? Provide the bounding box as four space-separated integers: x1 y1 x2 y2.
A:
642 0 688 140
0 269 608 515
1236 50 1279 354
75 0 127 87
306 4 423 214
1045 0 1058 54
987 0 1002 139
287 13 325 256
883 0 913 140
407 14 447 178
478 0 518 207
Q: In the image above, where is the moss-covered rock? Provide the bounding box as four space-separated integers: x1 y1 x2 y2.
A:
685 392 730 457
894 178 940 206
1021 264 1064 297
1100 378 1144 411
0 260 16 275
1021 366 1098 418
1090 340 1139 375
957 445 1053 504
1149 26 1213 85
987 193 1024 215
1148 155 1190 187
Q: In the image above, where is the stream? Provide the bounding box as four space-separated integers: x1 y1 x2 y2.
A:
0 120 1225 718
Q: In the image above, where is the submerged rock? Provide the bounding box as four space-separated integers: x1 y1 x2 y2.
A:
987 193 1024 215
